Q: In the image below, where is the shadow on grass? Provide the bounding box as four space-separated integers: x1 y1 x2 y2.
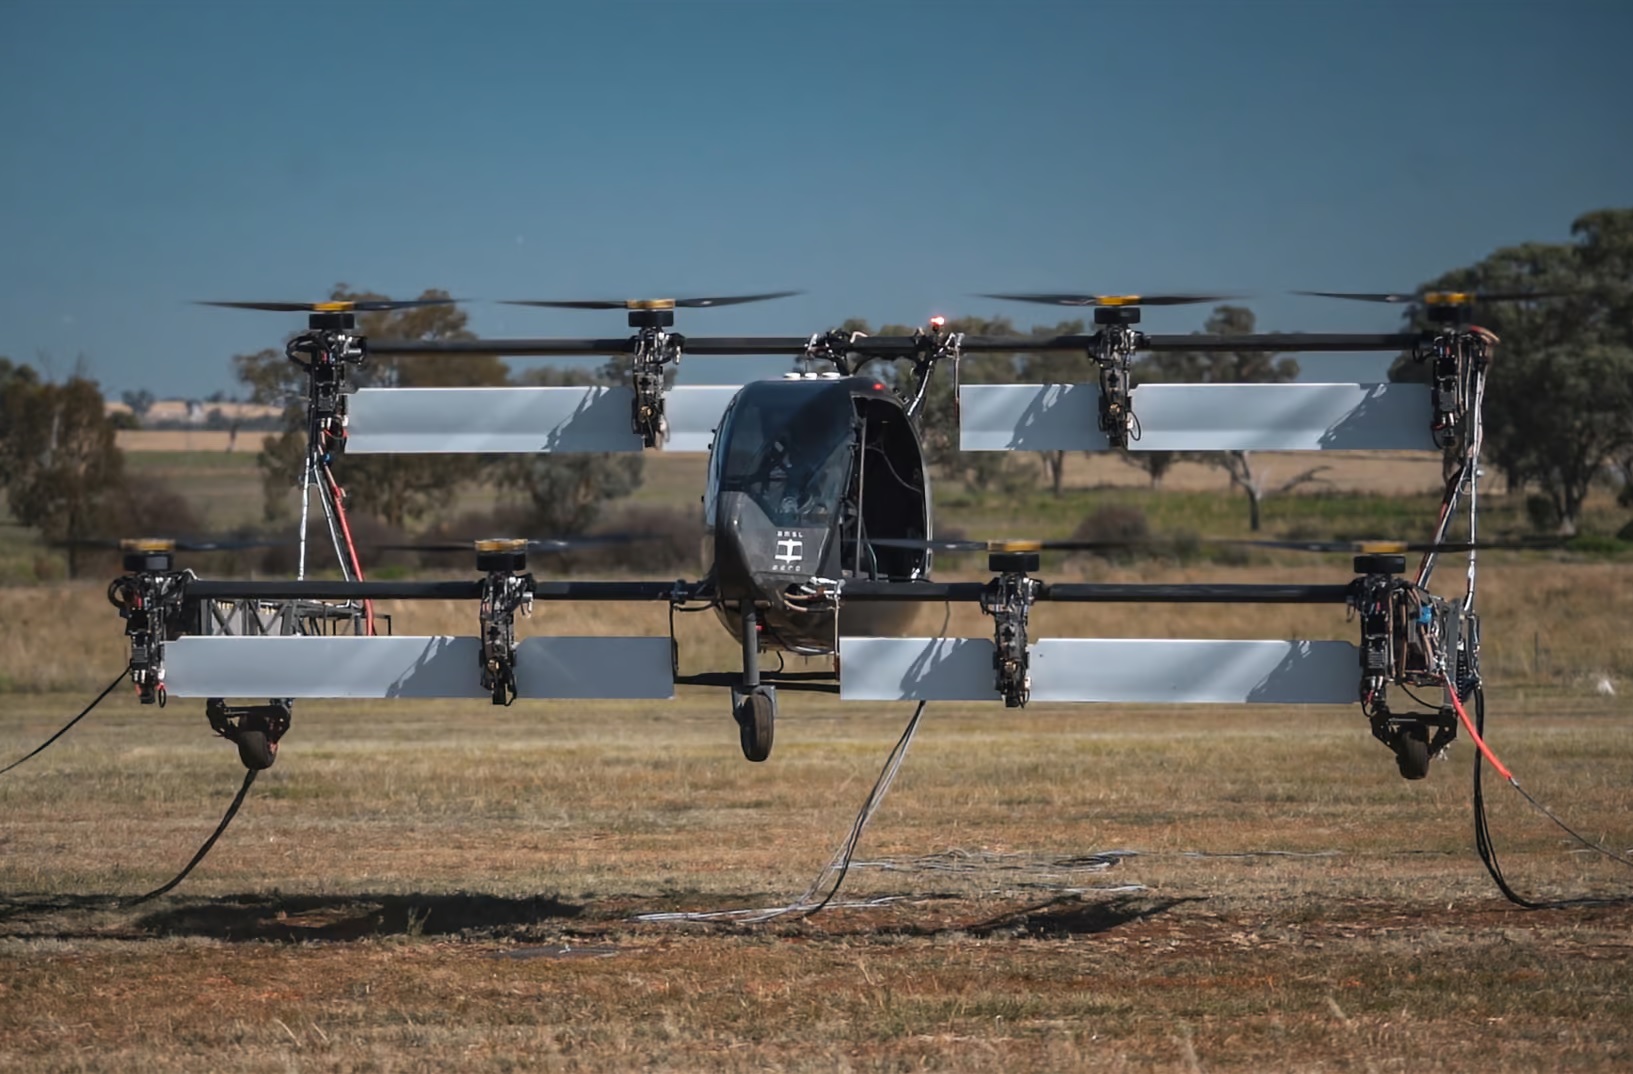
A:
0 891 581 942
133 891 584 941
962 893 1202 939
1 890 1199 945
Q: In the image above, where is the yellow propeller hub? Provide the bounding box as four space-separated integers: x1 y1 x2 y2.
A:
987 539 1043 552
121 538 176 553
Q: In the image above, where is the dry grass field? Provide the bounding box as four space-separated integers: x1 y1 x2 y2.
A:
1 687 1629 1072
2 554 1631 1071
3 444 1630 1070
115 430 259 454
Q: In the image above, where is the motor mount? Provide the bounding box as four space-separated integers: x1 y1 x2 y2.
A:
1091 315 1143 449
107 541 193 705
981 551 1042 708
476 539 535 705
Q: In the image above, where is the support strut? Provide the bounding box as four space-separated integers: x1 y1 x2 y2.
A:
732 604 776 762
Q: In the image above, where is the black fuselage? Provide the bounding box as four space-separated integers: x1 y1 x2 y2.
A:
703 375 932 653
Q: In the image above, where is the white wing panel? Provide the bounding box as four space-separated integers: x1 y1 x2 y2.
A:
839 637 1358 704
1029 639 1358 704
165 636 674 700
959 383 1432 452
838 637 998 702
959 383 1109 452
346 385 738 454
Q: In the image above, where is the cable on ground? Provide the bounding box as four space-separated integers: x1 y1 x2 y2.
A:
126 767 259 906
1446 680 1633 909
0 670 128 777
636 700 929 924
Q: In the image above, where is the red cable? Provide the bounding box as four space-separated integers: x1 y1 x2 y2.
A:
323 464 375 637
1443 675 1514 783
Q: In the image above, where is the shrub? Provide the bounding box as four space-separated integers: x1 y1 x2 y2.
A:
1526 494 1561 533
577 505 705 574
1069 504 1150 565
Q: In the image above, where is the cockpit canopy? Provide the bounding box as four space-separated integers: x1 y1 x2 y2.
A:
710 380 856 530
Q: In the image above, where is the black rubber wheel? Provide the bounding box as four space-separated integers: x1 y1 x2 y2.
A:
235 730 277 771
1395 731 1431 780
737 692 774 763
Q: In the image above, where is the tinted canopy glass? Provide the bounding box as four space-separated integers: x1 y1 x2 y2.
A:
719 382 854 528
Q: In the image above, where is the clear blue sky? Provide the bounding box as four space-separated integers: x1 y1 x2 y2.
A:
2 0 1629 397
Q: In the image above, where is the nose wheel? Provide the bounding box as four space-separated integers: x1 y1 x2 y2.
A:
733 686 776 763
733 603 776 762
1370 708 1456 781
206 698 291 771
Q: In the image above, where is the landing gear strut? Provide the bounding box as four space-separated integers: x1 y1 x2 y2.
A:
1368 707 1458 780
732 604 776 762
207 698 292 770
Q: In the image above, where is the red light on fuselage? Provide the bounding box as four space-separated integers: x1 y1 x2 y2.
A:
929 316 947 329
872 381 885 391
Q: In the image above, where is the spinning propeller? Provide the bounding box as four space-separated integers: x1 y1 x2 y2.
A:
974 292 1238 308
57 536 293 554
1292 289 1567 306
195 298 466 313
870 535 1569 556
62 532 661 560
501 292 800 311
371 534 660 555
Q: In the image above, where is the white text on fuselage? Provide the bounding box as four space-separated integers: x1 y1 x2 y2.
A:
773 531 804 570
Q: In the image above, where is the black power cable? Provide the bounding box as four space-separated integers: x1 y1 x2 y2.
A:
0 670 127 777
2 669 260 905
785 699 928 921
126 767 259 906
1470 687 1633 909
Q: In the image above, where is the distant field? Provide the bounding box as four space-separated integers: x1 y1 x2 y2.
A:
105 440 1469 532
108 439 1447 493
116 430 262 453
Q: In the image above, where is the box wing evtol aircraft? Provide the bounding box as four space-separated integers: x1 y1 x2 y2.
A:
107 289 1550 778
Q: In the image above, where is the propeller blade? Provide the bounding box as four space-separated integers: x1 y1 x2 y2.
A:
1233 537 1569 555
56 535 297 553
196 298 465 313
974 292 1238 308
500 299 636 310
70 531 665 560
1293 289 1568 306
870 535 1570 556
674 291 801 308
370 534 661 554
501 291 799 311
